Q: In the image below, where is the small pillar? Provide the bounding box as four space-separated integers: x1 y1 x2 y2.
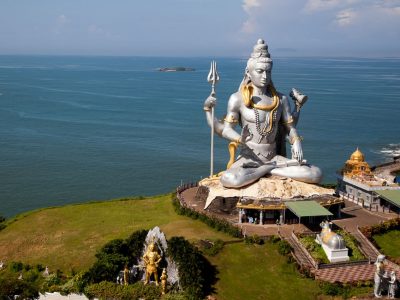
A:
238 209 243 224
259 210 263 225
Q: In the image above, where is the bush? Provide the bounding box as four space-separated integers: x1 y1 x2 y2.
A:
336 230 365 261
0 265 42 299
277 240 292 256
199 239 224 256
319 281 352 297
298 235 329 264
167 237 217 300
84 229 148 284
244 234 264 245
0 215 5 231
172 195 241 238
84 281 161 300
361 218 400 238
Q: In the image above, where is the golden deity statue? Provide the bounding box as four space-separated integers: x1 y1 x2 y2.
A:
123 264 129 285
160 268 168 294
142 241 162 285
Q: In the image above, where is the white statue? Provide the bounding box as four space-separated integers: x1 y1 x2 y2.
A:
388 271 397 299
374 255 386 298
203 39 322 188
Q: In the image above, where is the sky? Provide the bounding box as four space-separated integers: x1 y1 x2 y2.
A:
0 0 399 57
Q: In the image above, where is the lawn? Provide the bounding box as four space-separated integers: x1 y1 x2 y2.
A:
373 230 400 258
208 242 320 300
0 194 374 299
0 194 234 272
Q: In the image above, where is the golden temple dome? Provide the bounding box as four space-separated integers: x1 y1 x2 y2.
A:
350 148 365 162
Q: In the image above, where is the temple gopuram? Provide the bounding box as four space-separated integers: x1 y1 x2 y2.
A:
336 148 400 213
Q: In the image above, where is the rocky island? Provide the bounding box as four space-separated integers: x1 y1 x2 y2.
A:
158 67 195 72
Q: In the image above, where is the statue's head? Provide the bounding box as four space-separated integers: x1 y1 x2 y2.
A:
246 39 273 89
376 254 386 264
148 242 155 251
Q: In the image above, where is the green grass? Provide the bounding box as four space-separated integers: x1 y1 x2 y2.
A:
299 235 330 264
336 230 365 261
0 194 234 272
0 194 374 299
373 230 400 258
207 242 320 300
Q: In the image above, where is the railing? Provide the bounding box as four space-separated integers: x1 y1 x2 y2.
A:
176 182 198 207
356 225 381 258
291 231 319 269
318 259 370 269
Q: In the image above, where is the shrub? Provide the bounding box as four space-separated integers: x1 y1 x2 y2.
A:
199 239 224 256
336 230 365 261
244 234 264 245
84 230 148 284
319 281 351 297
361 218 400 238
0 265 41 299
277 240 292 256
0 215 5 231
298 235 328 264
84 281 161 300
167 236 217 300
172 195 241 238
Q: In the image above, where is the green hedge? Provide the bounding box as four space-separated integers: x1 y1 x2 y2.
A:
0 214 6 231
360 218 400 238
84 281 161 299
173 194 241 238
167 236 216 300
83 229 148 284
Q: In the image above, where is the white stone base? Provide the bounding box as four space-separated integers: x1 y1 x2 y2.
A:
321 243 349 263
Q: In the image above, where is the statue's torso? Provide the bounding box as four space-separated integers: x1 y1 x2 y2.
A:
237 93 284 161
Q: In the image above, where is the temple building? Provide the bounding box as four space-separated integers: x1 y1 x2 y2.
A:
196 176 342 226
336 149 400 213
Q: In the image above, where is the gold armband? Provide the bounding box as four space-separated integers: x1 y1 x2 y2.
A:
224 115 238 123
290 136 303 145
203 107 211 112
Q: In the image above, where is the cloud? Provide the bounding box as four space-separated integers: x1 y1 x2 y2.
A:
372 0 400 16
335 8 357 26
53 14 70 35
303 0 360 12
88 24 104 34
57 14 70 25
242 0 262 13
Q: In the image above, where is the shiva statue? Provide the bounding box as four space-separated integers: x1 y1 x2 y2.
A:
143 241 162 286
203 39 322 188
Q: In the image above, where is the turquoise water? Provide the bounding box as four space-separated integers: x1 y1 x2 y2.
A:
0 56 399 216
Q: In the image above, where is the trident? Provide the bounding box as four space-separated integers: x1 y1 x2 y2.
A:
207 61 219 177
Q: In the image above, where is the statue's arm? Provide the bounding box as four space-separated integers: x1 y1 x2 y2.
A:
221 93 242 143
281 95 303 161
203 95 224 136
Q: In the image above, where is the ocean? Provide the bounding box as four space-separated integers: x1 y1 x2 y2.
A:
0 56 399 217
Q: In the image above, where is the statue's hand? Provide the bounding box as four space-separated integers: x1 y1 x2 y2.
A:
203 95 216 111
240 125 252 144
290 88 308 109
291 140 303 162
